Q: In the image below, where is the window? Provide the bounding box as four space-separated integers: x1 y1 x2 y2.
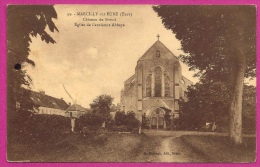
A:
165 75 170 97
146 74 152 97
154 66 162 97
156 51 160 59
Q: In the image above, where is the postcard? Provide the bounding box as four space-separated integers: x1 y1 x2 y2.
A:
5 3 257 165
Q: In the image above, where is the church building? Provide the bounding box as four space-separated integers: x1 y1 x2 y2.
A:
120 37 193 129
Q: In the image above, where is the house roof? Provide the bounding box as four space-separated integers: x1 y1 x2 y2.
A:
23 89 69 110
66 104 86 112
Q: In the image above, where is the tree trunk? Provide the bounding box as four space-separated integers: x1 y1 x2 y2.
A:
229 52 245 145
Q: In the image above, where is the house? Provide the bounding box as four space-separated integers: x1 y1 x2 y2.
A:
19 89 70 116
66 104 87 118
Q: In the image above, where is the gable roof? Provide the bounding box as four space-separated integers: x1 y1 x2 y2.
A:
66 104 86 112
23 89 69 110
138 40 178 61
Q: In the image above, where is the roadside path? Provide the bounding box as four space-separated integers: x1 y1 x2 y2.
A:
143 130 255 162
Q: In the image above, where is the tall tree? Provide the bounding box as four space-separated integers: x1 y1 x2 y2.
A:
90 94 114 119
153 6 256 144
7 5 59 114
7 5 59 144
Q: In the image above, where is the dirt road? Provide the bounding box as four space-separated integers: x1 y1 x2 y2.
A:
139 130 206 162
138 130 256 162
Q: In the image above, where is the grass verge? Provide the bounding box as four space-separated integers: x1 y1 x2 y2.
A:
7 132 145 162
180 135 256 163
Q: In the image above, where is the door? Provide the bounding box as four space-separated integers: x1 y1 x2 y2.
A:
150 108 165 129
158 117 164 129
151 117 157 129
151 116 164 129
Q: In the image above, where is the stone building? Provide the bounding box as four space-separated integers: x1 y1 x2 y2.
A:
120 38 192 129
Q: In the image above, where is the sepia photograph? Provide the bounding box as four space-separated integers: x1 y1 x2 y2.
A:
6 4 256 163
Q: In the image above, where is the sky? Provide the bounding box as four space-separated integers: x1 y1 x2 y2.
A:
25 5 254 108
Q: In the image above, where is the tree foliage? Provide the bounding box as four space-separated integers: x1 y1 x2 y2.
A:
7 5 59 112
77 112 106 131
114 111 139 131
153 6 255 82
7 5 59 146
90 94 114 118
153 5 256 144
75 95 115 131
180 82 230 129
180 83 256 131
242 85 256 130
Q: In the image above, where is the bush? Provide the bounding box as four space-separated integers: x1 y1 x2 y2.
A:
114 111 126 126
77 112 108 131
8 110 71 145
113 111 139 132
77 111 115 133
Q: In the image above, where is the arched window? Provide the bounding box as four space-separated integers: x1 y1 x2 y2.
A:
154 66 162 97
146 74 152 97
165 75 170 97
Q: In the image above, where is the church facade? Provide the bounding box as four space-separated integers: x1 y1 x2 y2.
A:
120 39 192 129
